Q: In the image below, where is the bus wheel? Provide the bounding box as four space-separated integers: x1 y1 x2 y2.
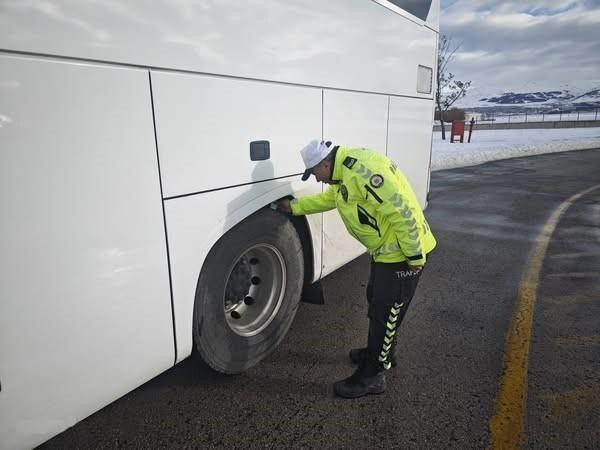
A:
193 208 304 374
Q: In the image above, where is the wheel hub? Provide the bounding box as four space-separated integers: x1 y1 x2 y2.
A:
223 244 286 337
224 256 252 312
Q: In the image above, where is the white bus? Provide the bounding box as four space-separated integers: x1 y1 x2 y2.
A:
0 1 439 447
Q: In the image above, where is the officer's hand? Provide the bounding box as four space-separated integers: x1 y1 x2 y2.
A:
409 265 423 273
276 199 292 214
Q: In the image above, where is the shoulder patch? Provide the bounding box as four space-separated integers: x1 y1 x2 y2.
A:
370 174 384 188
343 156 357 169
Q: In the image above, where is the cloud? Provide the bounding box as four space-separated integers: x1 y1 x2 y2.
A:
440 0 600 104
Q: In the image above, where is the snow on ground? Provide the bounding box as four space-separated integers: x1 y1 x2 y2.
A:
431 127 600 171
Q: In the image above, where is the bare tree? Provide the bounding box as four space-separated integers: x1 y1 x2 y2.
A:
436 35 471 140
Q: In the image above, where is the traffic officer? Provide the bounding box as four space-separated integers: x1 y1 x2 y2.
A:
277 139 436 398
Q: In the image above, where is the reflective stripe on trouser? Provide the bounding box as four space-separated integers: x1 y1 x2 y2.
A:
366 260 423 371
378 301 405 369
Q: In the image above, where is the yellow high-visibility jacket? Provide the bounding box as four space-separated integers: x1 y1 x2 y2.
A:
290 146 436 265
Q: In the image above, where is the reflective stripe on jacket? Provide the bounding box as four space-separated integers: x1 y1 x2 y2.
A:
290 146 436 265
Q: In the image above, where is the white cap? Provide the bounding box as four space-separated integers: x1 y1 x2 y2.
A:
300 139 334 181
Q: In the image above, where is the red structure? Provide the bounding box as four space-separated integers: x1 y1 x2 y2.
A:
450 120 465 143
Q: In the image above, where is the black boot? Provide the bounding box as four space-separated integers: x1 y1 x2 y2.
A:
333 363 386 398
349 347 397 368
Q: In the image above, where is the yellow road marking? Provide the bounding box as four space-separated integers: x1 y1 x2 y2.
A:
489 183 600 450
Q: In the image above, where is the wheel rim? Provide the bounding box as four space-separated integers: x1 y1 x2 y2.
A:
223 244 287 337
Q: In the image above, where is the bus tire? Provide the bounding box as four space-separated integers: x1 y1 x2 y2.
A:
193 208 304 374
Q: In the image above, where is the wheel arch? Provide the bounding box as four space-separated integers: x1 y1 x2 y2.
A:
191 206 306 372
289 213 315 288
190 185 321 345
199 184 321 285
167 180 323 365
192 202 317 317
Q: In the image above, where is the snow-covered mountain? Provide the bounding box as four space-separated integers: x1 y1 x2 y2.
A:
461 87 600 112
480 91 572 104
572 89 600 105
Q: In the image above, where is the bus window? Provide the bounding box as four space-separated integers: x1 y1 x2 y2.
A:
376 0 433 21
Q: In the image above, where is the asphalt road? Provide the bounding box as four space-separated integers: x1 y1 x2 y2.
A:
42 149 600 449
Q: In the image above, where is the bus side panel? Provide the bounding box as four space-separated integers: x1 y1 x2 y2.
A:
387 97 435 208
323 90 389 152
150 71 322 198
149 68 323 363
0 56 173 449
164 179 322 364
321 90 389 276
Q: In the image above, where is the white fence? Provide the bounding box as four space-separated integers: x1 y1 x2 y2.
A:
474 109 599 124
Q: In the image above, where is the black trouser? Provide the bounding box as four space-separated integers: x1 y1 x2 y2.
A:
366 260 422 371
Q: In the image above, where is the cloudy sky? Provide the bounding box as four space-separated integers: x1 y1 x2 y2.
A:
439 0 600 104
